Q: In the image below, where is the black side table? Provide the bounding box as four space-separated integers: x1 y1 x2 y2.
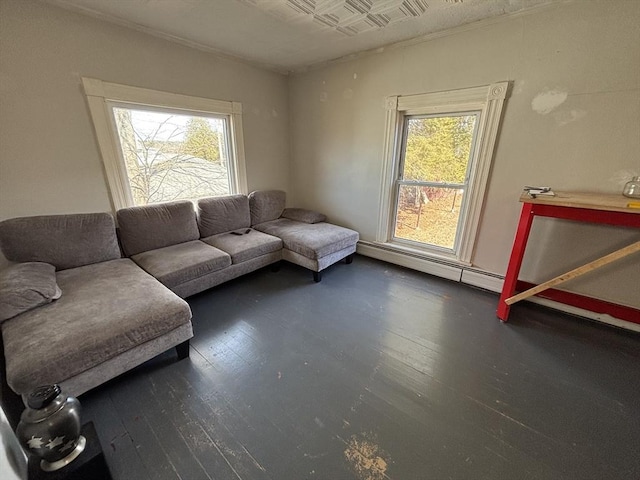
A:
28 422 112 480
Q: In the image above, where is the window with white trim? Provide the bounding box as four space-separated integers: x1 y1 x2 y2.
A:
378 82 510 264
83 78 247 210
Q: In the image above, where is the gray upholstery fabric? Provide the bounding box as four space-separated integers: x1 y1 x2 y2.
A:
281 208 326 224
60 323 193 397
0 213 121 270
1 258 191 394
197 195 251 237
117 201 199 256
283 245 356 272
254 219 359 259
171 251 281 298
0 262 61 322
201 229 282 264
248 190 286 226
131 240 231 288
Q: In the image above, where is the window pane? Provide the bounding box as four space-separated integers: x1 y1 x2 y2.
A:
113 107 231 206
402 115 476 183
394 185 464 249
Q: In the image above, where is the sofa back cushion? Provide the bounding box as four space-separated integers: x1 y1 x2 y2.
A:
248 190 286 226
0 213 121 270
117 200 199 256
197 195 251 237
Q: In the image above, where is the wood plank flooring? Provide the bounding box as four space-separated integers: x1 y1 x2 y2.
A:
80 256 640 480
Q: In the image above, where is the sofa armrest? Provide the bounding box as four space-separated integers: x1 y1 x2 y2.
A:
281 208 326 224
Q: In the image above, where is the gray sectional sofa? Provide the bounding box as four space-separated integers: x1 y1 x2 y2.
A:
0 190 358 424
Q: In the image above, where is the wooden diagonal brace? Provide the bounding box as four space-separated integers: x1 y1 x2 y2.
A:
505 240 640 306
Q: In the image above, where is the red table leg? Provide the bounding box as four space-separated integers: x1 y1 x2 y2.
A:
497 203 535 321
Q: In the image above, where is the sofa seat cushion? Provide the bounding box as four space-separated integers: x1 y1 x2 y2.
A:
202 229 282 264
1 258 191 394
131 240 231 288
254 219 359 260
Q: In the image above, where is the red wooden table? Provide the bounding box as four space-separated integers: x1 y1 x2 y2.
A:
497 191 640 324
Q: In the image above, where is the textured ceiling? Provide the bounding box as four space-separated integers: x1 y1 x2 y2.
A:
45 0 564 72
238 0 432 36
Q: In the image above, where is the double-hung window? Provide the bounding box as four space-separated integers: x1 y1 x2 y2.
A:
83 78 247 210
379 82 509 264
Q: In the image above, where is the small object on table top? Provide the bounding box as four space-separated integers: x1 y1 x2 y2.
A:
622 176 640 198
627 201 640 209
519 190 640 214
523 186 555 198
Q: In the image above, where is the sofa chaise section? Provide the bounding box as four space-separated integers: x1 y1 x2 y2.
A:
0 213 193 400
2 259 191 396
249 190 359 282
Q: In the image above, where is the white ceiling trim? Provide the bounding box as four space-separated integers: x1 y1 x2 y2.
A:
298 0 574 74
43 0 572 75
44 0 288 73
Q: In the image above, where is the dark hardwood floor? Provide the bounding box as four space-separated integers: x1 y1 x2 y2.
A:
80 256 640 480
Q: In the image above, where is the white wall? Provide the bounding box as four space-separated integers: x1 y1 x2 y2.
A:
0 0 638 309
289 0 640 308
0 0 290 221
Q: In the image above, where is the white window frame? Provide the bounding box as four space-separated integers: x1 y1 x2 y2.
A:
378 82 510 265
82 77 247 211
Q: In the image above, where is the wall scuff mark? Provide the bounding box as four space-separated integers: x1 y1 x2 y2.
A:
531 89 568 114
554 109 586 126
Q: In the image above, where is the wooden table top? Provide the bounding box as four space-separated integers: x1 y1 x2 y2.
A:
519 191 640 214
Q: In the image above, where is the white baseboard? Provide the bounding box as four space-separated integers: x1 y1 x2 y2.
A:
460 269 503 292
357 242 640 333
356 242 462 281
